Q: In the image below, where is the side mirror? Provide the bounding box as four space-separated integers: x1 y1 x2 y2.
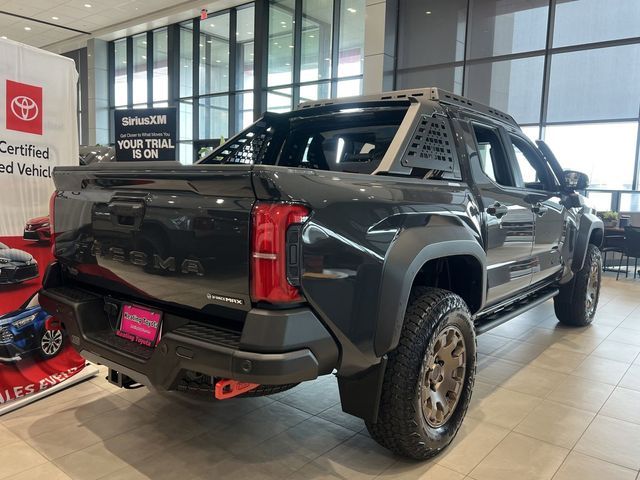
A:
563 170 589 190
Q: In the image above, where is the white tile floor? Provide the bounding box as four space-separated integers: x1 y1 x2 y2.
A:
3 274 640 480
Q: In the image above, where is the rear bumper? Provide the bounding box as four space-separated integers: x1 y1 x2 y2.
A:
39 264 339 390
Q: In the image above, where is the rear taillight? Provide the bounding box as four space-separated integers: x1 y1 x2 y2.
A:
251 202 309 304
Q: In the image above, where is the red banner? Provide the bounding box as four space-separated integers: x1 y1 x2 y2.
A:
0 235 86 405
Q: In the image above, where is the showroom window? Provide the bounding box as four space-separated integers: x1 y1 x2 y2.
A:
109 0 364 163
108 28 168 127
395 0 640 210
266 0 365 112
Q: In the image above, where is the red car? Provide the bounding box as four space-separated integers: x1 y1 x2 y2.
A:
23 215 51 243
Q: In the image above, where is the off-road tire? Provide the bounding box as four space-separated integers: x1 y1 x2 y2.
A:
554 244 602 327
366 287 476 460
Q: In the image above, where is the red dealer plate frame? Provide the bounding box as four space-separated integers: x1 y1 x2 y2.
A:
116 303 162 348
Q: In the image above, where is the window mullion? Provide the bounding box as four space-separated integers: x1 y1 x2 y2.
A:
126 36 133 107
293 0 303 107
147 30 153 106
330 0 340 97
229 7 238 136
193 18 200 146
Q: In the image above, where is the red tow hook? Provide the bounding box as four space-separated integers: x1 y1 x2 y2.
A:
214 379 259 400
45 316 62 331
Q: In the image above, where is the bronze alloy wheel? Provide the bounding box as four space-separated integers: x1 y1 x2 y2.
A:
586 260 599 317
420 325 467 428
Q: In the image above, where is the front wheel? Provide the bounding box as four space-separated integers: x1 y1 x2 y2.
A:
554 244 602 327
38 329 64 359
366 287 476 459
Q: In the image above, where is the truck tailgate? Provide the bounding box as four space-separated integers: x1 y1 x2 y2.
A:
52 162 255 312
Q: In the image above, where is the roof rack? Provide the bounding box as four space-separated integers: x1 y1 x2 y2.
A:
295 87 518 127
428 88 517 126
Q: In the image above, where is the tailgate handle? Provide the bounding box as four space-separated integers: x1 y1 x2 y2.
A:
108 201 145 228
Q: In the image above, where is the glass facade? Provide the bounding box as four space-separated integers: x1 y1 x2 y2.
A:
113 38 127 107
396 0 640 204
266 0 365 112
153 29 169 104
109 1 364 164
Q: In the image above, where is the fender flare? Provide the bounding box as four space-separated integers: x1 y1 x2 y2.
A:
572 213 604 273
373 217 486 357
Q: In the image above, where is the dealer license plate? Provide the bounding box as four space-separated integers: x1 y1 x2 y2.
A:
116 304 162 347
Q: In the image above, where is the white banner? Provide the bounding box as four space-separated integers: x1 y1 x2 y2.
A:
0 38 78 237
0 40 86 413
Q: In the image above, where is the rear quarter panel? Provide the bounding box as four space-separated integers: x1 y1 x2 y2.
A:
252 167 481 373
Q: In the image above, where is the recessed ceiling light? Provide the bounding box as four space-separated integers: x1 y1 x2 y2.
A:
122 60 127 64
347 7 356 13
207 40 212 44
141 55 146 59
142 40 147 44
309 34 315 38
426 10 432 14
285 63 290 66
24 26 31 31
84 3 92 7
199 43 203 47
51 16 59 20
289 45 294 48
201 56 206 60
1 35 6 39
210 23 215 27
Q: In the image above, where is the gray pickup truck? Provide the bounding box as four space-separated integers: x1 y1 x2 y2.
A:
40 87 603 459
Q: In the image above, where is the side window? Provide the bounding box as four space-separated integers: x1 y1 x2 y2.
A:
507 134 554 191
471 123 515 187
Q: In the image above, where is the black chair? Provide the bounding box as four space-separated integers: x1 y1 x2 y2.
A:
602 231 625 272
616 226 640 280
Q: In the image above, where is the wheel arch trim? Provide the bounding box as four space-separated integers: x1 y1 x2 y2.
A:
373 220 486 357
573 213 604 273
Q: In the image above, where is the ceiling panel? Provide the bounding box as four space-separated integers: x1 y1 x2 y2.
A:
0 0 216 48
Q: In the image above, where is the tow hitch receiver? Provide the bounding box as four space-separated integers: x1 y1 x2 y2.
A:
215 379 259 400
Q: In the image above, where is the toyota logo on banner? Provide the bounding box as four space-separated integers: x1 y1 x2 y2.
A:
11 95 39 121
5 80 43 135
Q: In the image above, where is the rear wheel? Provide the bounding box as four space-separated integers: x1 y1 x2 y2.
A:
554 244 602 326
366 287 476 459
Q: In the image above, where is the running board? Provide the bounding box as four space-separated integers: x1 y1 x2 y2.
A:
475 288 559 335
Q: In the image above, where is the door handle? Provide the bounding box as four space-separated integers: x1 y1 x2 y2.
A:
531 203 548 216
486 202 509 219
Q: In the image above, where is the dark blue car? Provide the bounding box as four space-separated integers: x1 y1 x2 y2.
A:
0 293 64 363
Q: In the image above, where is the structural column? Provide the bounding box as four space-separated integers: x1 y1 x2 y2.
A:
363 0 397 94
86 38 110 145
